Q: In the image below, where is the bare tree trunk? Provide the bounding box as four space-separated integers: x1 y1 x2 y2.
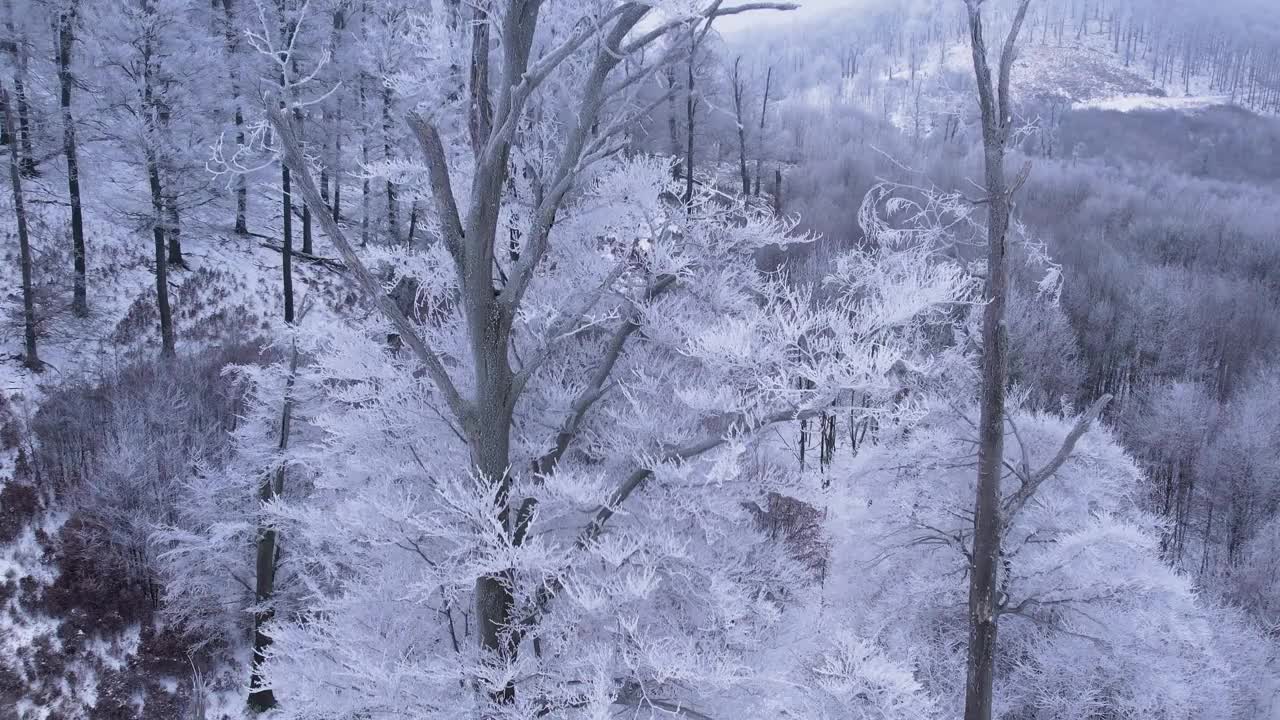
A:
146 159 175 358
220 0 248 235
248 343 298 712
2 85 39 370
165 188 183 266
684 34 697 205
281 160 295 322
2 0 35 176
754 65 772 196
278 2 294 314
359 72 369 246
155 96 183 265
141 0 175 358
468 4 491 157
382 83 397 243
731 57 750 197
297 106 312 255
58 2 88 316
962 2 1032 720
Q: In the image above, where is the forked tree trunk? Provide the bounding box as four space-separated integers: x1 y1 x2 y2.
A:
962 2 1032 719
2 85 39 370
58 2 88 316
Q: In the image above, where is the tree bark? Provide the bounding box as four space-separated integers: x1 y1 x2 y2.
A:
281 160 295 323
58 1 88 316
382 83 397 242
2 85 39 370
754 65 772 196
684 33 697 205
248 343 298 712
141 0 175 358
731 57 750 197
962 2 1032 720
221 0 249 235
2 0 35 176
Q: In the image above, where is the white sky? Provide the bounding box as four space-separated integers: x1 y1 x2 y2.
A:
717 0 862 34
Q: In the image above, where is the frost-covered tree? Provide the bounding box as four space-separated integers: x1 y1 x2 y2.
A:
159 3 983 713
819 402 1276 720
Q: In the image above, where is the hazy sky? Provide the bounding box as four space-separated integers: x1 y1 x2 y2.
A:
717 0 857 34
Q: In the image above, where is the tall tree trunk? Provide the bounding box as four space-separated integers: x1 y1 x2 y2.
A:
248 343 298 711
2 85 39 370
665 65 680 166
731 57 750 197
147 156 175 358
220 0 248 234
382 83 397 243
58 2 88 316
683 34 697 205
962 3 1033 720
157 96 182 265
359 72 370 246
297 110 311 254
754 65 772 196
141 0 175 358
468 5 491 157
165 189 183 266
2 0 36 176
281 161 294 322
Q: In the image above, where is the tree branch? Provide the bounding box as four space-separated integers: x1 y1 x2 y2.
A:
267 107 474 428
1002 394 1112 523
406 112 466 267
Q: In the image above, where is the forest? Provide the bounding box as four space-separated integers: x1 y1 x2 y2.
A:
1 0 1279 718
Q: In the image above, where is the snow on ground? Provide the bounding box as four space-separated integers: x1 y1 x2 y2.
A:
1075 93 1232 113
0 133 354 718
784 21 1253 138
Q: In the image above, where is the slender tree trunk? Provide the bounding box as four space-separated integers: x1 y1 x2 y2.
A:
665 65 680 162
754 65 772 196
157 96 182 265
165 189 183 266
281 161 295 322
358 70 370 246
407 199 419 247
2 0 35 176
683 35 697 205
731 57 750 197
2 85 39 370
221 0 248 234
58 2 88 316
147 157 175 358
382 83 397 243
248 343 298 712
963 3 1032 720
296 108 311 254
141 0 175 358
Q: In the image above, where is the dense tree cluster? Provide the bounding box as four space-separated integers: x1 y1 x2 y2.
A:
0 0 1276 718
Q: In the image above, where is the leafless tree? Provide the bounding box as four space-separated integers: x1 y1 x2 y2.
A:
58 0 88 316
732 56 750 196
268 0 797 709
960 1 1031 717
2 84 39 370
